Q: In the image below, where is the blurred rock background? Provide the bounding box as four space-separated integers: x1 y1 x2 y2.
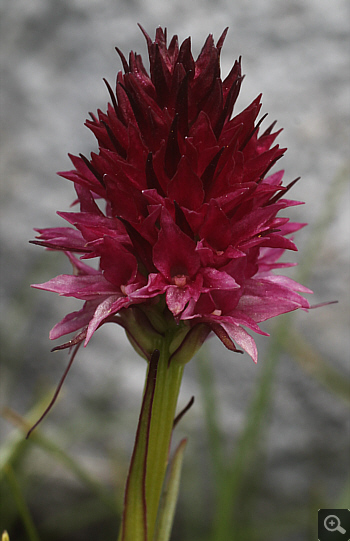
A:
0 1 349 540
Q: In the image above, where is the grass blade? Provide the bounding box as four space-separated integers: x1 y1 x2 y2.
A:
3 465 40 541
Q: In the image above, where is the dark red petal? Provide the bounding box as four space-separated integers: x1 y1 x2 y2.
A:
153 209 200 280
200 77 223 135
199 200 232 251
152 44 171 107
99 236 138 287
115 75 138 126
216 27 229 51
173 201 194 239
167 156 204 210
145 152 165 195
174 70 190 137
177 37 195 79
193 35 219 98
164 114 181 178
189 111 219 176
201 146 225 195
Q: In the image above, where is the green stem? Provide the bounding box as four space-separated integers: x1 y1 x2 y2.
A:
145 337 184 541
119 337 184 541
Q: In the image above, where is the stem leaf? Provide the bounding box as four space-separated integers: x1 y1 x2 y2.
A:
154 438 188 541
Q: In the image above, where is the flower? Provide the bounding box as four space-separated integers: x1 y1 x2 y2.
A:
32 26 311 363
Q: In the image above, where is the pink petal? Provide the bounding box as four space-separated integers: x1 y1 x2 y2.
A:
220 322 258 363
32 274 119 300
85 295 129 344
50 300 99 339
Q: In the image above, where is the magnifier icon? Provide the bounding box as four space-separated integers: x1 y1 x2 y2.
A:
324 515 346 534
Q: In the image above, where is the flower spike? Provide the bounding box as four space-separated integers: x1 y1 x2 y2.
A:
32 27 312 363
